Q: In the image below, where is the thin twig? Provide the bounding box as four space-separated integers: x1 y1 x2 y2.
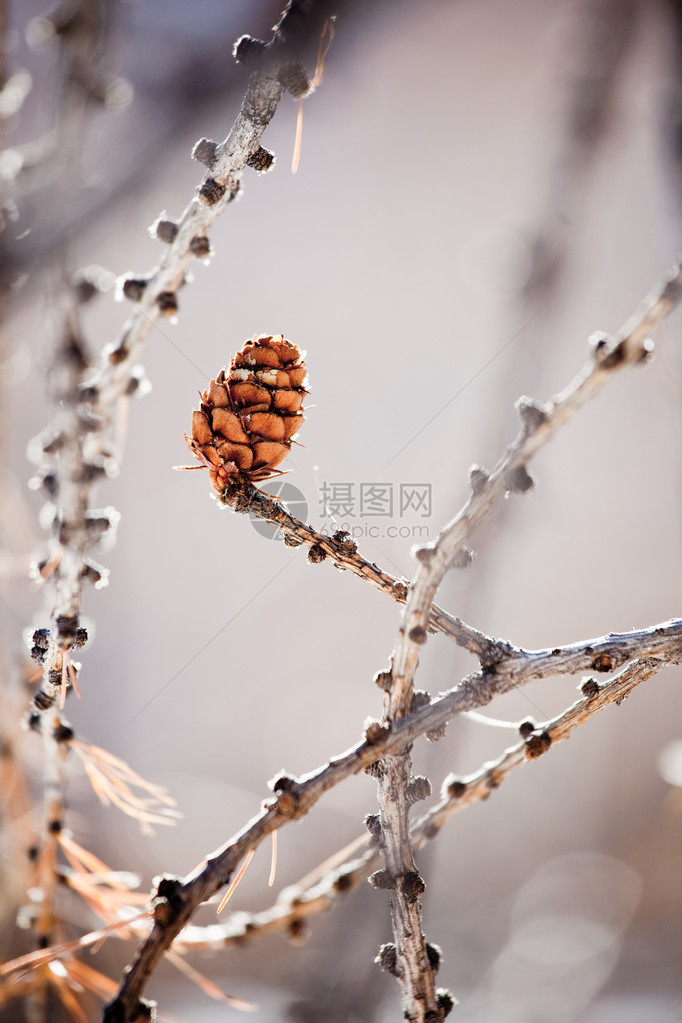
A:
220 259 682 672
219 479 492 657
102 616 681 1020
169 650 674 956
15 4 338 1021
221 260 682 1021
109 255 682 1019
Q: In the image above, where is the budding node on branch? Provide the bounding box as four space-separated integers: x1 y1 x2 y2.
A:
198 177 226 206
53 722 74 743
581 677 600 698
278 61 311 98
247 146 275 172
437 989 456 1017
30 629 50 663
525 730 552 759
444 775 466 800
120 276 148 303
375 942 398 975
469 464 489 494
332 869 354 893
191 137 218 168
374 669 393 692
411 690 430 712
189 235 212 262
287 917 310 945
233 35 267 65
505 464 535 494
452 546 474 569
283 532 303 548
414 543 436 566
152 218 179 244
54 613 80 647
590 330 625 368
406 775 432 804
591 652 614 672
364 719 391 745
400 871 425 903
156 291 178 318
409 625 428 646
426 942 442 972
368 868 395 890
332 530 357 555
516 395 548 433
364 813 383 843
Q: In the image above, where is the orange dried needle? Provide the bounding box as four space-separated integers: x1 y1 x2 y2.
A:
166 950 257 1012
268 830 278 888
59 653 80 709
291 17 335 174
216 848 255 914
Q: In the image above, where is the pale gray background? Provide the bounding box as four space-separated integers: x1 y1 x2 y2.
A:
1 1 681 1020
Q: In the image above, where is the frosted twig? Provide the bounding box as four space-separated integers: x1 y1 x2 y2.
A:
173 648 674 956
220 259 682 676
109 254 682 1019
99 619 679 1020
355 257 680 1021
16 4 337 1020
219 478 491 658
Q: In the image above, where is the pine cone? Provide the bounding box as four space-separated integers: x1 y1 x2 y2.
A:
186 334 307 492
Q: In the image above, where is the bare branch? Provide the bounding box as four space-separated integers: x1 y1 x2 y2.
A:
219 259 682 673
185 648 673 956
121 259 682 1022
102 613 681 1020
220 477 491 658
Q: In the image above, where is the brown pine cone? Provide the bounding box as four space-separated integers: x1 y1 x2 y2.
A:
185 334 307 492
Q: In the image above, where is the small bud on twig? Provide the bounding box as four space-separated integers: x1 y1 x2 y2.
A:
368 869 395 890
400 871 425 904
156 291 178 318
278 61 311 98
307 544 326 564
426 942 442 972
525 730 552 759
581 677 600 698
375 942 398 975
374 669 393 692
516 395 549 433
332 530 357 556
364 719 391 745
198 177 226 206
233 35 267 65
406 775 432 804
505 464 535 494
408 626 428 646
469 464 489 494
247 147 275 172
153 218 179 244
120 276 148 303
189 235 212 261
192 137 218 168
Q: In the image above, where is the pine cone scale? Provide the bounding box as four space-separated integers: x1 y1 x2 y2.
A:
211 408 250 444
207 381 231 407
